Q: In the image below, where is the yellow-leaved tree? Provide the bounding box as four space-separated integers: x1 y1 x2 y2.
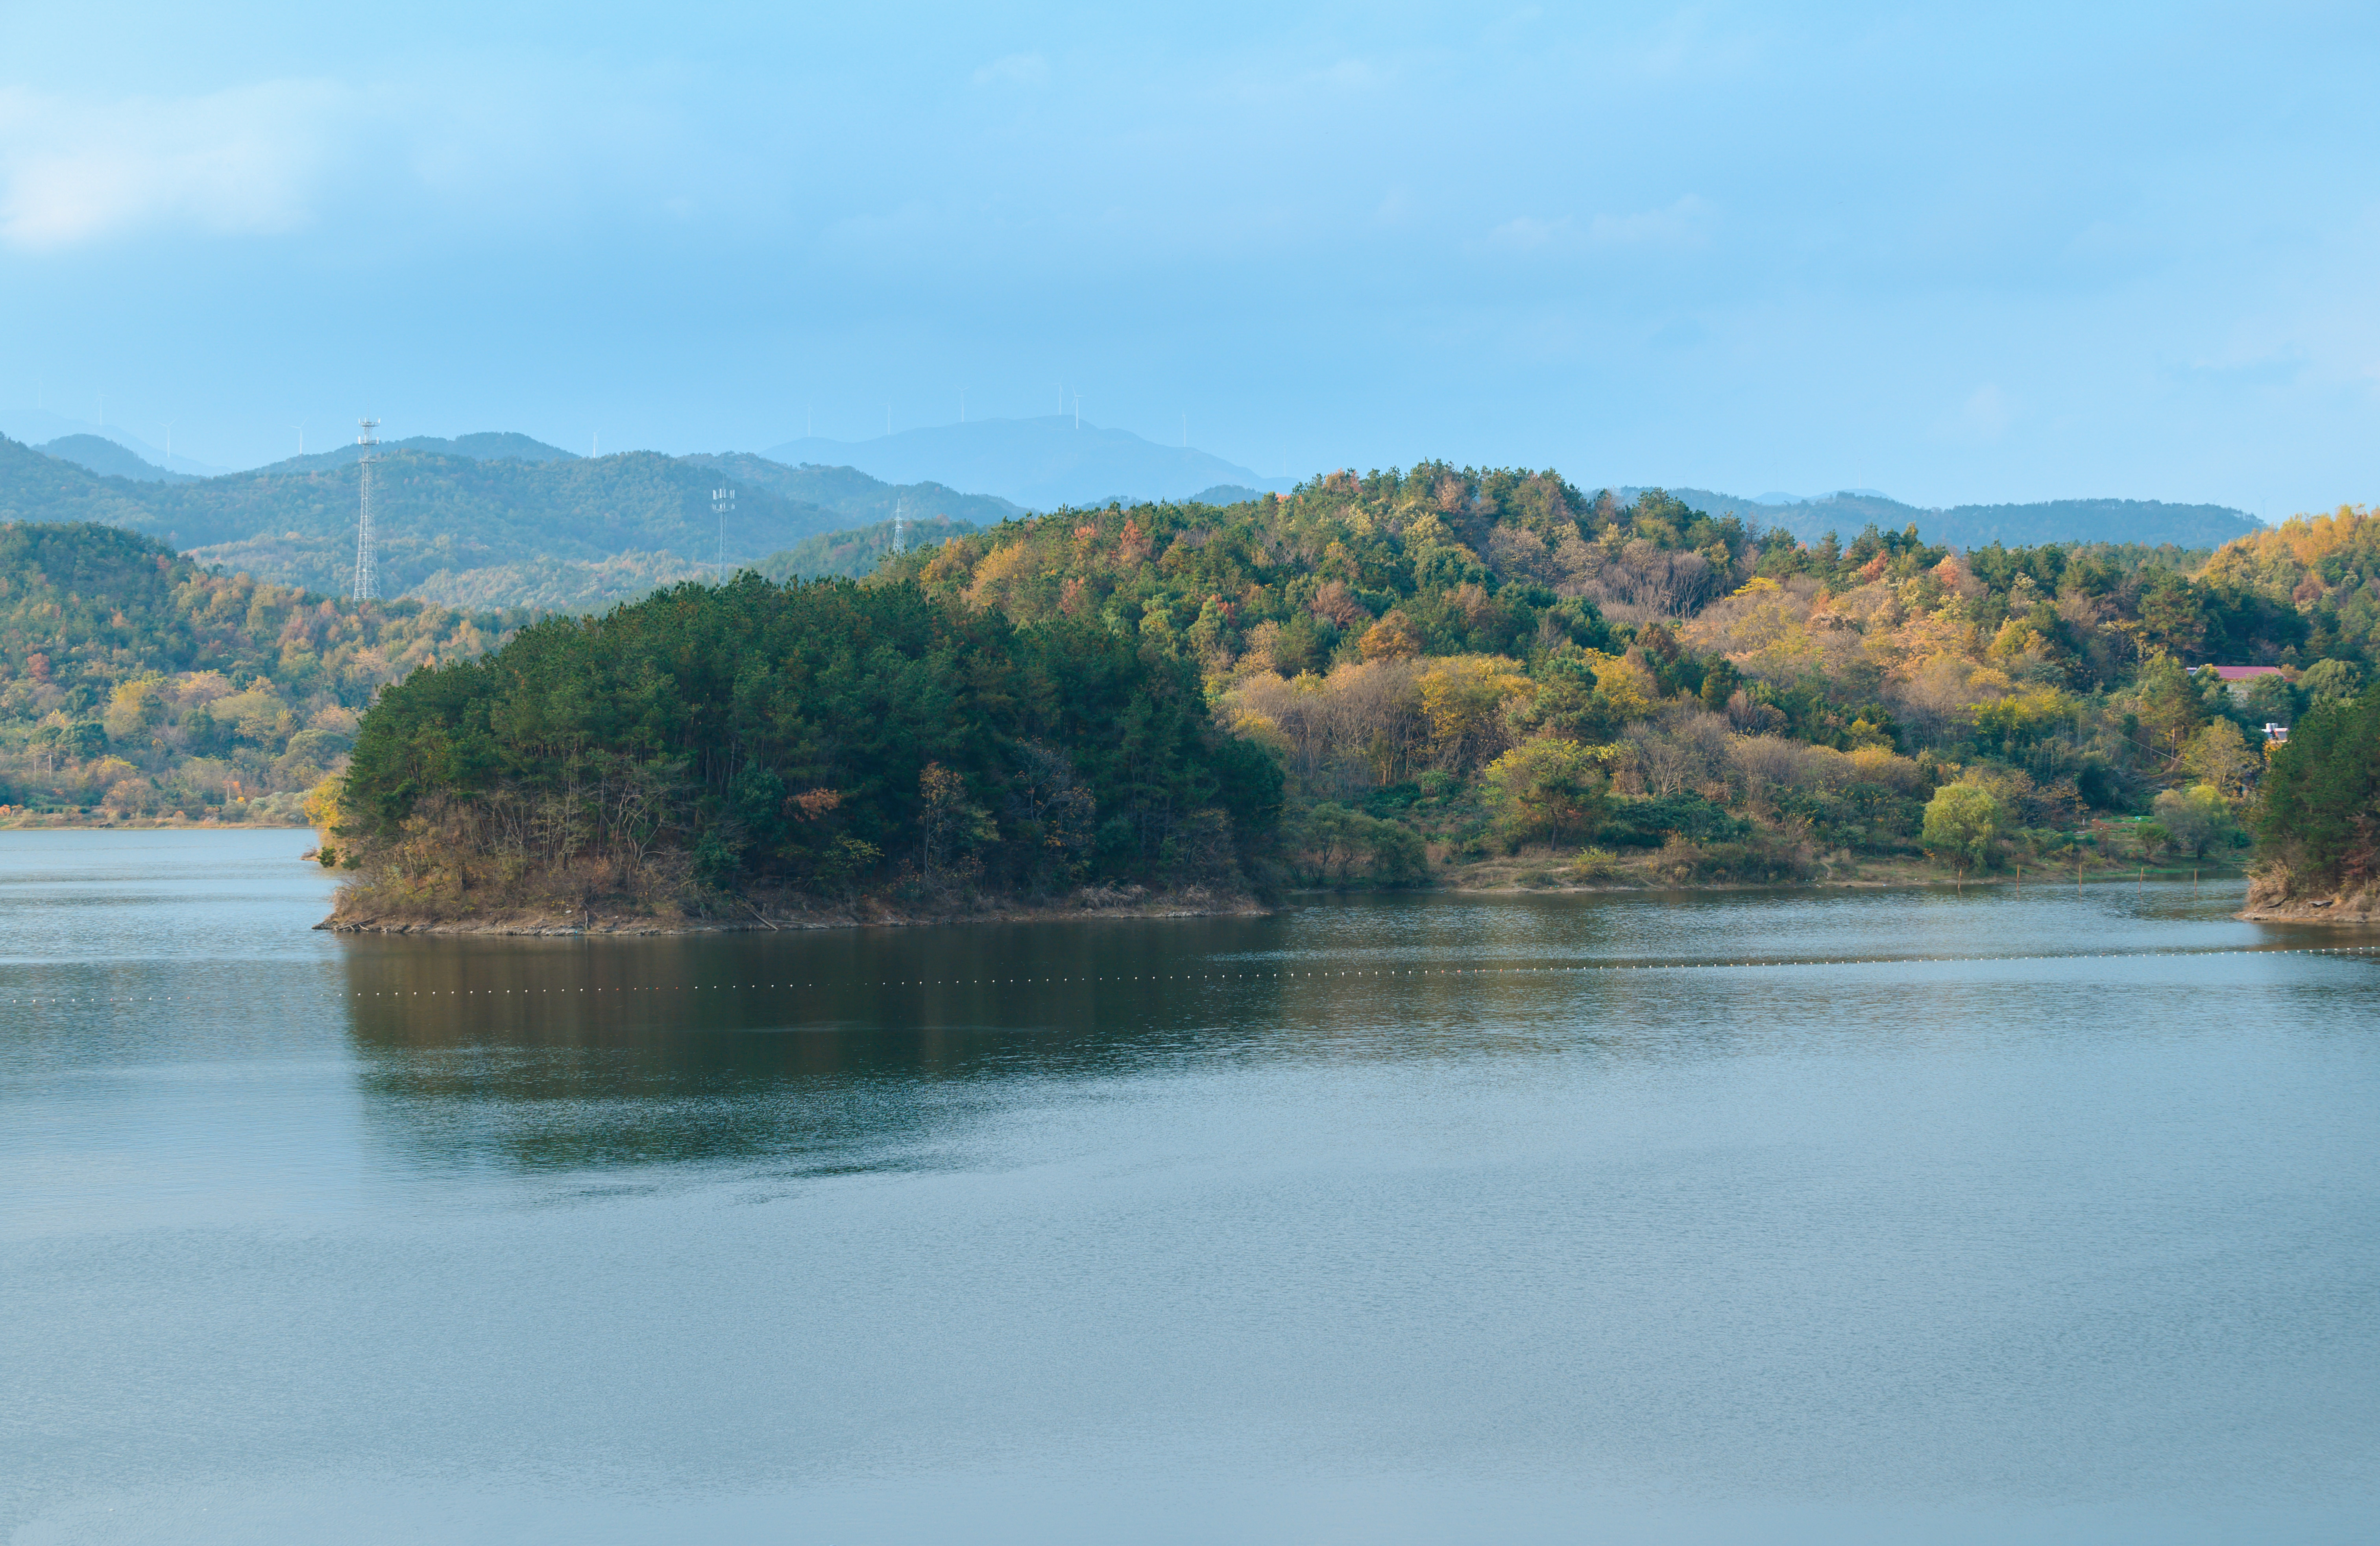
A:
1483 739 1613 848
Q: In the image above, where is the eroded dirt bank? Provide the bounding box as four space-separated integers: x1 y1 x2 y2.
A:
2238 873 2379 924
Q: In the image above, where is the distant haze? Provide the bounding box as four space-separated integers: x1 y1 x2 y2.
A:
1647 490 2264 552
763 418 1281 511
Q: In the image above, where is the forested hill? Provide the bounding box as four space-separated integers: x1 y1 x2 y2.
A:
314 464 2371 920
329 577 1283 925
757 514 979 581
0 521 523 819
680 454 1024 528
0 435 158 531
41 435 197 483
876 468 2369 890
266 431 580 470
0 435 1020 613
130 450 841 597
886 467 2320 678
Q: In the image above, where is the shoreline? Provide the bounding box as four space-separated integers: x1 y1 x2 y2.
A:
2236 882 2378 925
1430 849 2249 895
314 866 2281 935
316 887 1270 936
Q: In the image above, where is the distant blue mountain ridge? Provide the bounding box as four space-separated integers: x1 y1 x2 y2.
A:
1633 488 2264 553
264 431 579 472
0 411 225 477
38 435 197 484
1 408 2268 572
750 417 2263 549
763 416 1286 512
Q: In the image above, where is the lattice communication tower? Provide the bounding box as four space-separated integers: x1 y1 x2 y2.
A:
352 419 381 601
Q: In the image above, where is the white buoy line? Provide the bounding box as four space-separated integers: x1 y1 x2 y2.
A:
8 944 2376 1007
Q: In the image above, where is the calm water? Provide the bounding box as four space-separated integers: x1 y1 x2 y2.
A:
5 830 2378 1544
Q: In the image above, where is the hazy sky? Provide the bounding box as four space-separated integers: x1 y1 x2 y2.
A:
3 1 2374 514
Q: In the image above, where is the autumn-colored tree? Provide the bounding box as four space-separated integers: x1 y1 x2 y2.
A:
918 762 996 884
1921 782 2002 871
1359 612 1422 661
2182 719 2258 801
1483 739 1609 847
1418 656 1532 771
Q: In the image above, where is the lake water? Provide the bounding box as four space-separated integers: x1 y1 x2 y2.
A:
5 829 2377 1544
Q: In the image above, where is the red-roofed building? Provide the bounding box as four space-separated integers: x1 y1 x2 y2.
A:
2194 664 2288 701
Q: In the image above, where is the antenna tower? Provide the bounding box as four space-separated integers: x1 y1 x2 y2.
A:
891 496 907 558
352 419 380 601
712 485 735 575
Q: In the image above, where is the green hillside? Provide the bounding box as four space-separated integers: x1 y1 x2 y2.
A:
139 449 846 595
881 467 2363 888
0 436 160 529
0 521 522 820
0 433 1032 612
408 550 717 612
268 431 580 470
683 453 1024 527
0 435 849 605
756 515 979 581
40 435 196 483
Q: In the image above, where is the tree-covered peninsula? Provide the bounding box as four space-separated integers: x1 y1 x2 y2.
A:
322 575 1282 927
2247 677 2380 919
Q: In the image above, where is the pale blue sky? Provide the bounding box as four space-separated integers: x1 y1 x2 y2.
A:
3 0 2374 515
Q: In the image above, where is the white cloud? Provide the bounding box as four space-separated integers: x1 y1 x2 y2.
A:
972 53 1051 89
0 81 353 250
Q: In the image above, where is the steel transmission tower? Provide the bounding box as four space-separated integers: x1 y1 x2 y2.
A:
352 419 381 601
712 486 734 575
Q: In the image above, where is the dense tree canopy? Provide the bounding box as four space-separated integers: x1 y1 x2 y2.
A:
336 575 1280 913
0 521 521 817
858 468 2366 884
2255 680 2380 893
14 465 2373 904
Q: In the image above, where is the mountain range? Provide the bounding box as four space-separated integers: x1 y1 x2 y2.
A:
0 433 1024 613
1648 488 2265 552
0 423 2277 615
762 416 1285 510
0 411 227 477
39 435 201 484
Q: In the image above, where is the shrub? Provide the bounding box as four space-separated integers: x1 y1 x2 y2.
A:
1599 791 1748 848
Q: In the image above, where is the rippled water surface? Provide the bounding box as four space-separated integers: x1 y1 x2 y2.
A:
5 829 2378 1543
